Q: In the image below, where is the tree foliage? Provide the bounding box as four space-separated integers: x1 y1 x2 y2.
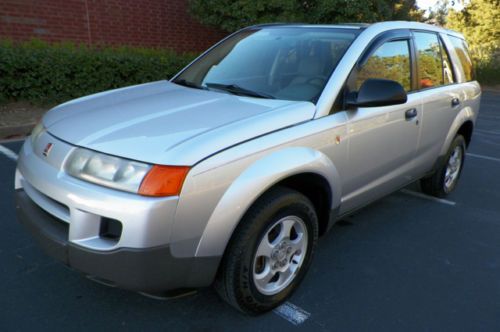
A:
445 0 499 83
445 0 499 62
189 0 423 32
425 0 449 26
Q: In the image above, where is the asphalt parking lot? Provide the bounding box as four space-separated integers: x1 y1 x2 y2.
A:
1 91 499 331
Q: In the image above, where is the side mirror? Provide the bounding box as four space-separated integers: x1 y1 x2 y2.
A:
346 78 407 107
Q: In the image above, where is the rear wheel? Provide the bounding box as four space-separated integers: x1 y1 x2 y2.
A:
421 135 466 197
214 187 318 314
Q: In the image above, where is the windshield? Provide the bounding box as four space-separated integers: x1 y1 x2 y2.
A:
173 27 359 102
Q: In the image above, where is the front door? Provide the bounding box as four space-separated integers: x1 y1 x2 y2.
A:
340 33 421 213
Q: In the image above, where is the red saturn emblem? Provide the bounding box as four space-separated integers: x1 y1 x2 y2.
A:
43 143 53 157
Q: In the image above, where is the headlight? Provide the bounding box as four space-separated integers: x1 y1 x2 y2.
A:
65 148 152 194
31 121 45 145
65 148 190 196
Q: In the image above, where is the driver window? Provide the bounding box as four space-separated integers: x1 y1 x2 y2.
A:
356 40 411 91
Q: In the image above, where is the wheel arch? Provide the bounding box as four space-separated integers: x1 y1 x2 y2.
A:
194 147 341 258
457 120 474 147
276 173 332 236
439 107 476 157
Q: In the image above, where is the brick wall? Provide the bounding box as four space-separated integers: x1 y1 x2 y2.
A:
0 0 227 53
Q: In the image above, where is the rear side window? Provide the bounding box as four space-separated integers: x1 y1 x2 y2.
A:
414 32 444 89
449 36 474 82
356 40 411 91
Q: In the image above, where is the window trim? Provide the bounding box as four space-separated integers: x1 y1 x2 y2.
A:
438 34 457 85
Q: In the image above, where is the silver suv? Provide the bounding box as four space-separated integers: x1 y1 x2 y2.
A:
15 21 480 314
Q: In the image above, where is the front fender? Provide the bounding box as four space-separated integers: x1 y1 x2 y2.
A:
194 147 341 257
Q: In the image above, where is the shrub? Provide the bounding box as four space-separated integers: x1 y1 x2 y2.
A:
0 39 196 105
476 59 500 85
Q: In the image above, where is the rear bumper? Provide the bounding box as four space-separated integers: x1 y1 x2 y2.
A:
15 189 220 293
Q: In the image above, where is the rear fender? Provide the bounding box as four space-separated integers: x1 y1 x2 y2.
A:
439 106 476 157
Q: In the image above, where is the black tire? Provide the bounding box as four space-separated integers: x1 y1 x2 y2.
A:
421 135 466 198
214 187 318 314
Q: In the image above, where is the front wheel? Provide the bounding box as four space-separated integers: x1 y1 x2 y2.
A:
421 135 466 197
214 187 318 314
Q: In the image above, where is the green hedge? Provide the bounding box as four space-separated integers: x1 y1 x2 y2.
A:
0 39 195 105
476 61 500 85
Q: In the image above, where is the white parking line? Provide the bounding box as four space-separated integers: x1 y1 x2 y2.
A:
467 153 500 163
0 145 18 161
400 189 456 206
273 302 310 325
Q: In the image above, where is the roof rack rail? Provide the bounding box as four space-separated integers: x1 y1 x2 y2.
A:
247 22 305 28
245 22 371 29
336 23 371 27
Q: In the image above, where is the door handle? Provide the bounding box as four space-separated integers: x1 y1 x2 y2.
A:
451 98 460 107
405 108 418 120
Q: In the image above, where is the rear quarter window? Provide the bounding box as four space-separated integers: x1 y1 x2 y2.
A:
449 36 475 82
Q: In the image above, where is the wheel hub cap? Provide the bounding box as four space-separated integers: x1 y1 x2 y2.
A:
252 216 308 296
272 242 289 261
444 145 463 193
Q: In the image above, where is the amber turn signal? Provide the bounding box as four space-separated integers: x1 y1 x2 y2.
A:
138 165 190 197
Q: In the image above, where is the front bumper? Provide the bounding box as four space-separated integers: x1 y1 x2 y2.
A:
15 189 220 293
15 134 221 293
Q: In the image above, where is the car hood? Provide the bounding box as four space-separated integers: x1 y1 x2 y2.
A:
44 80 315 165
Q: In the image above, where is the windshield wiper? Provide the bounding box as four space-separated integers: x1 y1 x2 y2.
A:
173 79 207 90
204 82 275 99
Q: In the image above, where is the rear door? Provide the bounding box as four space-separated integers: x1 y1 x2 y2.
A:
339 30 422 213
410 31 478 176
